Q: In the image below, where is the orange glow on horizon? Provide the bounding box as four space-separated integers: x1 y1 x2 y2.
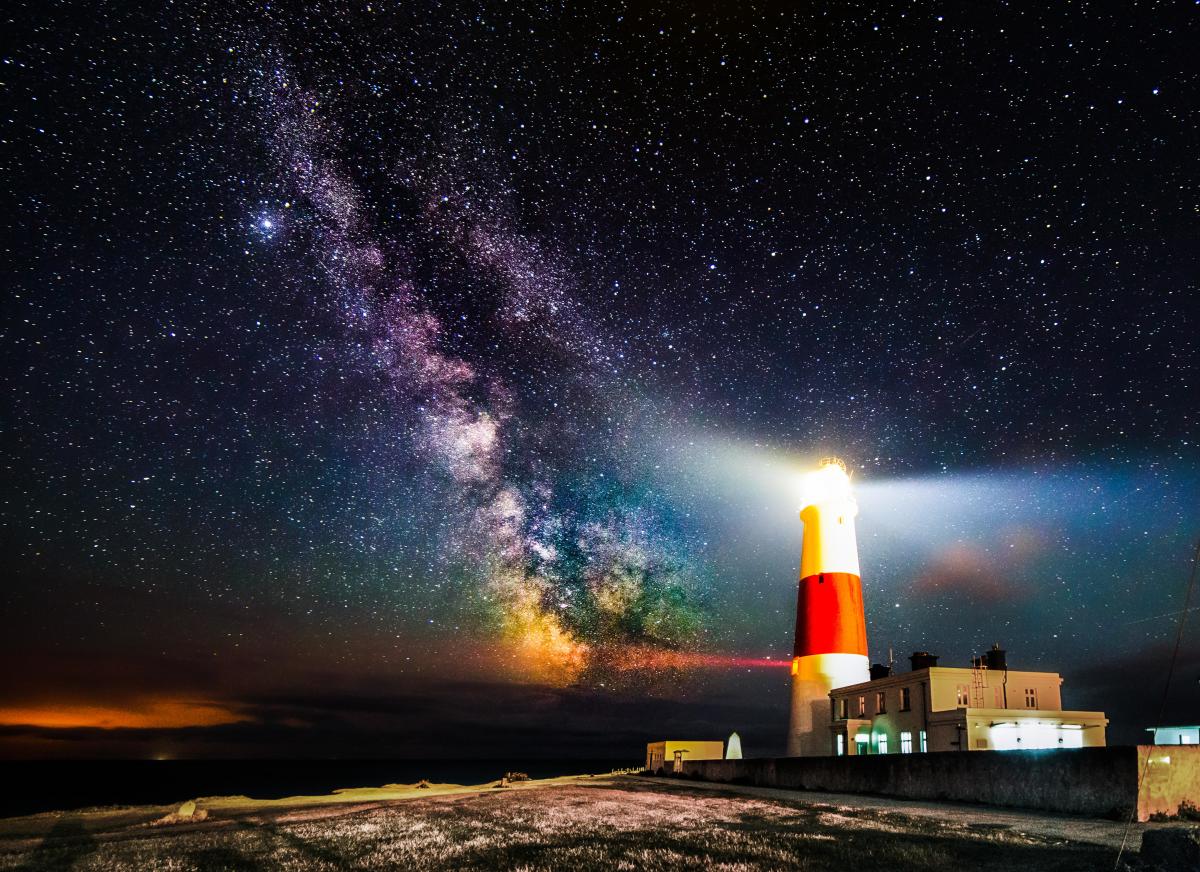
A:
0 698 246 730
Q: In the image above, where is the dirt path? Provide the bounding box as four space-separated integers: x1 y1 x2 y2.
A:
634 775 1163 850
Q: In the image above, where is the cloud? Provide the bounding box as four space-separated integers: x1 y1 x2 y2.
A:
909 540 1034 604
0 698 245 730
910 544 1013 603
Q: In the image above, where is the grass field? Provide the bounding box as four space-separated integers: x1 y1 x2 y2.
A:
0 776 1128 870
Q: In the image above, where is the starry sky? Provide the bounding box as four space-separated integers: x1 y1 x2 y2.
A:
2 1 1197 759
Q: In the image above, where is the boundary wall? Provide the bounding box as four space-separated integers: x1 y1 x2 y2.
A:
676 746 1200 820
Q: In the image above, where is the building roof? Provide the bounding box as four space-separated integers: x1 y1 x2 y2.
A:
829 665 1063 696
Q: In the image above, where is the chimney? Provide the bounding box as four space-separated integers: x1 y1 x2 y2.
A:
910 651 939 671
984 643 1007 671
869 663 892 681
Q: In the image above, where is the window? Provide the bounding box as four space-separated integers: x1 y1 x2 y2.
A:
877 733 889 754
876 691 887 714
956 685 970 706
900 687 912 711
1182 735 1195 745
836 734 845 756
838 698 849 719
919 730 928 753
855 735 869 755
900 732 913 754
857 695 866 716
1025 688 1038 708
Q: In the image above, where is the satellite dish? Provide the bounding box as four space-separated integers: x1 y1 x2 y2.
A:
726 731 743 759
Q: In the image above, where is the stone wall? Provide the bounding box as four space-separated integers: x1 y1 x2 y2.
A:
1139 745 1200 821
678 746 1200 820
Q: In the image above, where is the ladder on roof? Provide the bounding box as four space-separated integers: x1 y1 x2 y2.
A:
970 655 987 707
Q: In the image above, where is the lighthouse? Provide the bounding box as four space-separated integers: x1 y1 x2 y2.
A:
786 458 870 756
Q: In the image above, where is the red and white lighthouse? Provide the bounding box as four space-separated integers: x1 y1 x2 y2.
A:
786 458 870 756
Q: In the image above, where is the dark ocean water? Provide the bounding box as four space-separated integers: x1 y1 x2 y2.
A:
0 758 635 818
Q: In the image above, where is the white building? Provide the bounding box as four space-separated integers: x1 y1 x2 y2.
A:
827 647 1108 755
1146 725 1200 745
645 740 725 773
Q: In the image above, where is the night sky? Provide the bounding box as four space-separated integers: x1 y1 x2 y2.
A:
3 2 1197 760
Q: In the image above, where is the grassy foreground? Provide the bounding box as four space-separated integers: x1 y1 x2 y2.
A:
0 776 1115 871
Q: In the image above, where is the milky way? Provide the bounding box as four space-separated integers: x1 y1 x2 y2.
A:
246 55 710 684
2 2 1197 756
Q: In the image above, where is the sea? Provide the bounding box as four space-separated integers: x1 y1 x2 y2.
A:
1 758 634 818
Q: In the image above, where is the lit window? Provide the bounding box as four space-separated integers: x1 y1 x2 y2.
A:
876 691 887 714
857 695 866 716
836 734 845 756
956 685 969 706
838 698 849 719
1181 735 1194 745
900 687 911 711
1025 688 1038 708
855 735 869 755
919 730 928 752
877 733 889 754
900 731 913 754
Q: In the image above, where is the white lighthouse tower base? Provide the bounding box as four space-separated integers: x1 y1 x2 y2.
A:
787 650 870 756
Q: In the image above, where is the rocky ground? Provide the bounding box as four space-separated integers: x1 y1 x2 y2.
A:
0 775 1185 870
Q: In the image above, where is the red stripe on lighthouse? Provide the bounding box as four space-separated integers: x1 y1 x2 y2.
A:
792 572 868 658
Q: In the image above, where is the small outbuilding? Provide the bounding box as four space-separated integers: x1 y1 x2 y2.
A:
1147 725 1200 745
645 740 725 773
